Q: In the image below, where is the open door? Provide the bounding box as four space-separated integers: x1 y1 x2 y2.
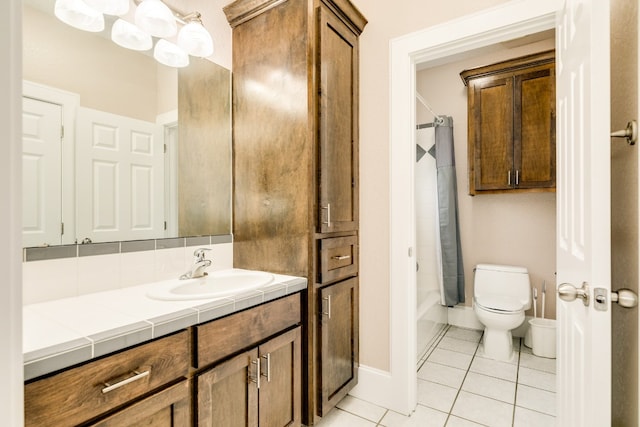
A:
556 0 611 426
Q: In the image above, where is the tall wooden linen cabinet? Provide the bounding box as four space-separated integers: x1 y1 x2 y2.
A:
224 0 366 424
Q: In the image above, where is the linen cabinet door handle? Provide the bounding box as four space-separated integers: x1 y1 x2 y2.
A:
261 353 271 382
101 369 150 394
508 170 512 186
322 295 332 319
516 170 520 186
250 357 261 389
322 203 332 228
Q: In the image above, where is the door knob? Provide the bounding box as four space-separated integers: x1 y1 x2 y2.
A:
611 289 639 308
558 282 590 306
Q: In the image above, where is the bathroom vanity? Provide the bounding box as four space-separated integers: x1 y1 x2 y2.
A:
23 272 306 426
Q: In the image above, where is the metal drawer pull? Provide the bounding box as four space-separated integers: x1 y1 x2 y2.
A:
322 295 332 319
250 358 261 389
332 255 351 261
261 353 271 382
102 370 150 394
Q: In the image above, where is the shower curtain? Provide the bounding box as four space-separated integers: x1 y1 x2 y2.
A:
431 116 465 306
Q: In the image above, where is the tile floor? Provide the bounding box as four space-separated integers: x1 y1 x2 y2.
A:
315 326 556 427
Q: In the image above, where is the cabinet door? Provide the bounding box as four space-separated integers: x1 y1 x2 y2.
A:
317 277 359 416
258 327 302 427
197 349 259 427
469 75 514 192
87 380 191 427
318 6 359 233
513 66 556 189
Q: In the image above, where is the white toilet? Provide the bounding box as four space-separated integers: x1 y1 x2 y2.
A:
473 264 531 362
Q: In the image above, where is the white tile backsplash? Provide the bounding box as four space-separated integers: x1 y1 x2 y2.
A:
23 242 234 304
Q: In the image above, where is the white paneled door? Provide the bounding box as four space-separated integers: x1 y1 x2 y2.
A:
76 107 164 243
22 97 63 247
556 0 611 426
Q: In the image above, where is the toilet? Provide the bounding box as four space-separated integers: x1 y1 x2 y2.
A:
473 264 531 362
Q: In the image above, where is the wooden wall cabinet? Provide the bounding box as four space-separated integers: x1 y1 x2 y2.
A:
225 0 366 423
461 50 556 195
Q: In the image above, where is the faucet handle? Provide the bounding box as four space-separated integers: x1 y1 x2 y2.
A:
193 247 211 261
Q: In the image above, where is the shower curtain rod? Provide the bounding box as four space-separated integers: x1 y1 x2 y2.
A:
415 91 445 128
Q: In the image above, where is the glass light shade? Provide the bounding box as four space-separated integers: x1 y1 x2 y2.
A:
111 19 152 51
83 0 129 16
154 39 189 68
177 21 214 57
54 0 104 32
135 0 177 38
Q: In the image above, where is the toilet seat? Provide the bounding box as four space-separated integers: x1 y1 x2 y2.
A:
475 295 524 314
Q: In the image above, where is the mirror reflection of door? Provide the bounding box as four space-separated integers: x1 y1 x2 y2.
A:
22 96 63 247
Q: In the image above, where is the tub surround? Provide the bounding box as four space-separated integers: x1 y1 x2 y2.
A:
23 270 306 381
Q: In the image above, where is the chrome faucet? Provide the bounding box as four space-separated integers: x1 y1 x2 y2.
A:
180 248 212 280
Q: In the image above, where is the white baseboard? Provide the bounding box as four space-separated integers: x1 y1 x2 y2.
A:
447 305 483 330
349 365 413 416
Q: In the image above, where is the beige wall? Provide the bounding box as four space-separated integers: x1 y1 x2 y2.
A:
417 38 557 322
610 0 638 425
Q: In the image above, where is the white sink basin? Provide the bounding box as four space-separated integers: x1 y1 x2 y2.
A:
146 269 274 301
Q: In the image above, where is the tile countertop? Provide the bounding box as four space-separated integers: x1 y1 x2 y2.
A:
23 269 307 381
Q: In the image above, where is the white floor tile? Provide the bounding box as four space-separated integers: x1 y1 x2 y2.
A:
513 406 556 427
469 355 518 382
417 380 459 413
518 366 556 392
418 361 467 389
461 371 516 404
315 408 377 427
428 348 474 370
445 416 486 427
450 391 514 427
519 352 556 374
438 337 480 355
379 405 448 427
336 395 386 423
516 384 556 416
446 326 483 343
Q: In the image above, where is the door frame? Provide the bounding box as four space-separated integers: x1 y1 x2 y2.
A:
384 0 558 415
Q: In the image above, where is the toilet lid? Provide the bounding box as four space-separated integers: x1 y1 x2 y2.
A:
475 295 523 313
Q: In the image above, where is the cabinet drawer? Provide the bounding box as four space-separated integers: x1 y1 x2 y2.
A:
195 293 301 368
25 330 190 427
318 236 358 284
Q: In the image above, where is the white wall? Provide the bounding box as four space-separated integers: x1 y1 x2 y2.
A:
1 0 24 423
351 0 510 371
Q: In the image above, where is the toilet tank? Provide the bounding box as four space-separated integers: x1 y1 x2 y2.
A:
473 264 531 309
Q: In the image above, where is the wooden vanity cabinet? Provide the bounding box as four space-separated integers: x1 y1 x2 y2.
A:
461 50 556 195
194 294 302 427
196 328 301 427
24 330 191 427
225 0 365 423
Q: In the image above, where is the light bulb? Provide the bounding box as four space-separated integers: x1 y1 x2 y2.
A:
83 0 129 16
177 21 214 57
154 39 189 68
135 0 177 38
111 19 152 51
54 0 104 32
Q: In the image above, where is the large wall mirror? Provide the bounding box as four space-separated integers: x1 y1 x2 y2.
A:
22 0 232 248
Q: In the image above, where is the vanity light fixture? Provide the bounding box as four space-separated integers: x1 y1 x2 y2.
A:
53 0 215 68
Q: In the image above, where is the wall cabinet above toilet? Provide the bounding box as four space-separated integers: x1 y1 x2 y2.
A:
461 50 556 196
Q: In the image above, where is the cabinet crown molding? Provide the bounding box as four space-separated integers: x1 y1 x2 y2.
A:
460 49 555 86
